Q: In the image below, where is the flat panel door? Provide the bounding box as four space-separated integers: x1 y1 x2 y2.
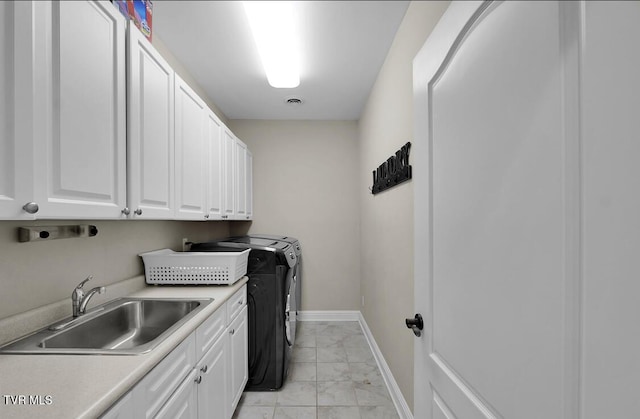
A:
207 111 223 219
414 1 640 418
34 0 126 219
234 139 247 219
127 23 174 219
175 74 207 220
222 128 236 219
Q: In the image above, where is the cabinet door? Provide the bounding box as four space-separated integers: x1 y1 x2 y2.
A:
127 23 174 219
134 335 196 419
100 391 134 419
228 306 248 412
154 369 198 419
175 74 207 220
197 332 228 419
33 0 127 219
222 128 236 219
0 2 34 219
234 140 247 219
206 111 224 220
245 149 253 220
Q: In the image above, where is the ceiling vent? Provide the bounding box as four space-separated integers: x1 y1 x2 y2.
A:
285 97 303 105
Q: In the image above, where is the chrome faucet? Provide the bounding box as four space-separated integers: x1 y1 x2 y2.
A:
72 276 106 317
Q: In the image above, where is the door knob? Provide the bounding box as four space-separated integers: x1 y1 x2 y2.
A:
405 313 424 337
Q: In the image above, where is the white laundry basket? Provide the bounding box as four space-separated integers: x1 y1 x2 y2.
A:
139 248 250 285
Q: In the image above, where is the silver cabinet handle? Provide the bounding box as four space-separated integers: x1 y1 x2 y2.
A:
121 207 130 215
201 365 208 373
22 202 39 214
195 375 202 384
134 208 143 216
230 328 235 335
204 214 210 219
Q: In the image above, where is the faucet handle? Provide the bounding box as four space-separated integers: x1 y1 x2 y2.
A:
76 275 93 290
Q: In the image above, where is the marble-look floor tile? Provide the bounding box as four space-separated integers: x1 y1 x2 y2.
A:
359 406 400 419
274 406 317 419
289 362 317 382
233 406 275 419
317 381 357 406
295 334 317 348
353 383 393 407
317 347 348 363
241 391 279 406
349 363 384 386
292 347 317 362
346 346 375 363
277 381 317 406
317 406 361 419
316 362 350 382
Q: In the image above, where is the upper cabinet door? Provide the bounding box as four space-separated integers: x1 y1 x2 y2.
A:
245 149 253 220
0 2 35 220
206 111 224 220
127 23 175 219
234 139 247 219
222 128 236 220
33 0 127 219
175 74 207 220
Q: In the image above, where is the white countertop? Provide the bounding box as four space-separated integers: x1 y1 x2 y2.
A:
0 278 248 419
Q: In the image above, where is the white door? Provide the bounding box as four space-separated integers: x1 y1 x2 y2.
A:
206 110 224 220
234 139 247 219
222 128 236 220
127 23 175 219
413 1 640 418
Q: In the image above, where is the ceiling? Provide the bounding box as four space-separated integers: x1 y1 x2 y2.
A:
152 1 410 121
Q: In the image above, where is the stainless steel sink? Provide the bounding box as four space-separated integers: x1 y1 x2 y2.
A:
0 297 213 355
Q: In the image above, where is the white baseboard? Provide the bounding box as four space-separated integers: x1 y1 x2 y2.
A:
298 310 413 419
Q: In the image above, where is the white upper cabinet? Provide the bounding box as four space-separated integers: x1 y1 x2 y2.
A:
175 74 207 220
206 111 224 220
0 2 34 220
245 149 253 220
222 128 236 220
1 1 251 221
234 140 247 219
32 0 127 219
127 23 175 219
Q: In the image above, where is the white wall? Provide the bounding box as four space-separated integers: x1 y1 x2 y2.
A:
358 1 450 411
228 120 361 311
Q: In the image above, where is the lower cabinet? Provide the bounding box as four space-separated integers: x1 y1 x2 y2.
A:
101 286 247 419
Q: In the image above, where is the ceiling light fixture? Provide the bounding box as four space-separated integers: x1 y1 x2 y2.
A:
243 1 300 88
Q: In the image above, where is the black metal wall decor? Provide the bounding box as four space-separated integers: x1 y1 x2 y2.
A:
371 142 412 194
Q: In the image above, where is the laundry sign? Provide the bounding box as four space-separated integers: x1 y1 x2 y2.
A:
371 142 412 194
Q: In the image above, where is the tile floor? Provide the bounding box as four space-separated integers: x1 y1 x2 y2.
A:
233 321 400 419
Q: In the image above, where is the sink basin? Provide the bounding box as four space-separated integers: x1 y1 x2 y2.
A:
0 297 213 355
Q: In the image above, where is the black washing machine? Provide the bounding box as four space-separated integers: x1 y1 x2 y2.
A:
233 235 302 321
190 237 297 391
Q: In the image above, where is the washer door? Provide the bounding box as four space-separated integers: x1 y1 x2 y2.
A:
285 274 297 347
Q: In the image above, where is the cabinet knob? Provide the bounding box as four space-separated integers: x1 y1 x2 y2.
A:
22 202 39 214
201 365 208 373
195 375 202 384
134 208 143 216
204 214 210 219
121 207 130 215
230 328 235 335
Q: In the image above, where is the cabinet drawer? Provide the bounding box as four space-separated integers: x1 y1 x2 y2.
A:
195 303 226 360
134 334 196 419
227 284 246 323
153 368 198 419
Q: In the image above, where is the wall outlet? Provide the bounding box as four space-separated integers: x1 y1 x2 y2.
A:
182 238 190 252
